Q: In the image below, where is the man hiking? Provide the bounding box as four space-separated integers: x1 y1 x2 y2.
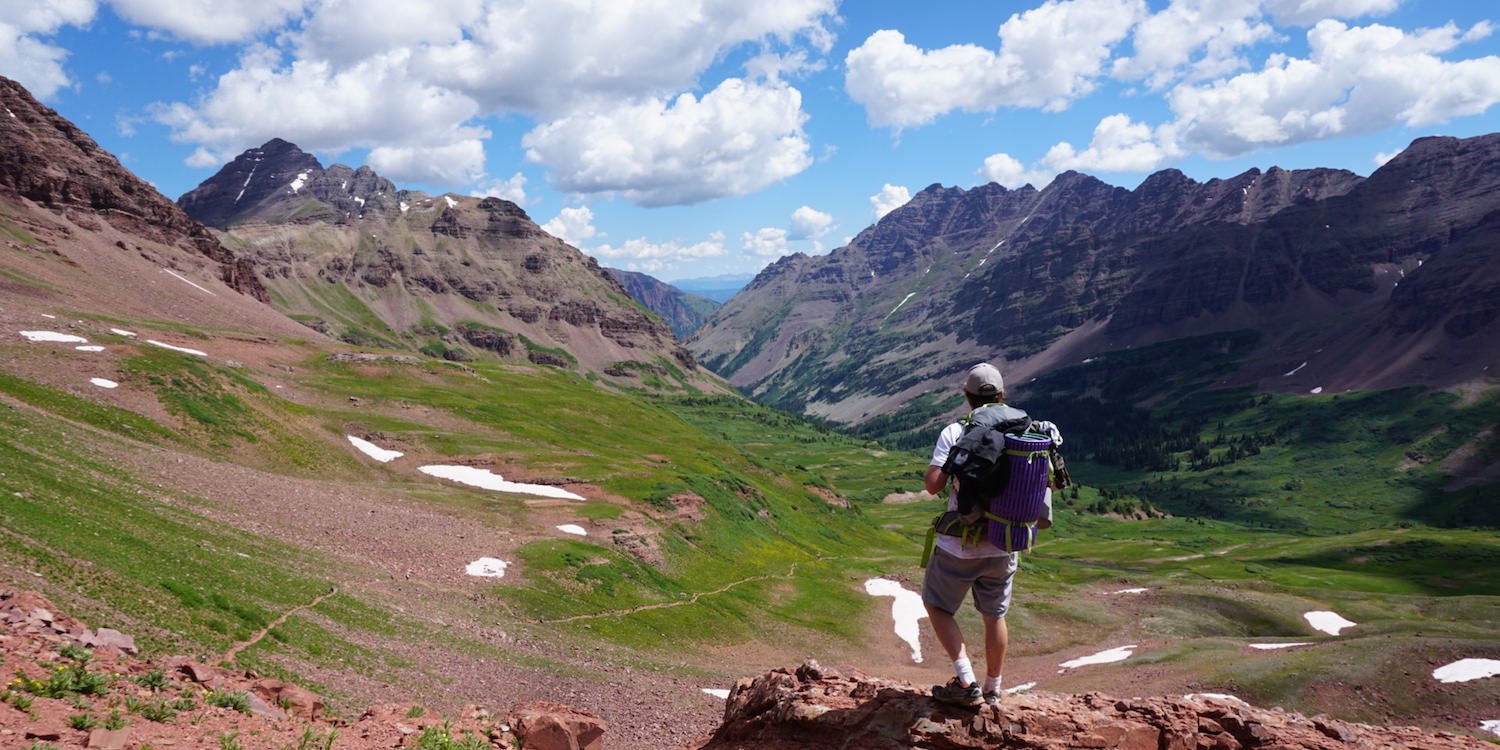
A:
922 362 1060 708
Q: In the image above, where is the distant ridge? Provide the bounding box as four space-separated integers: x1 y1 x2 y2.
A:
689 133 1500 428
607 268 721 339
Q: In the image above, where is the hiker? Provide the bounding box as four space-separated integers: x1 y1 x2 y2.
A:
922 362 1062 708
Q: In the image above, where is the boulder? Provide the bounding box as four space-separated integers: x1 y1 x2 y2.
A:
510 701 606 750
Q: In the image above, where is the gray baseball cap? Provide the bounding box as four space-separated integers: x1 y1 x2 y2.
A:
963 362 1004 396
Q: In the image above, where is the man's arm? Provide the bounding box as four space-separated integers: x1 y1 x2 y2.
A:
924 465 948 496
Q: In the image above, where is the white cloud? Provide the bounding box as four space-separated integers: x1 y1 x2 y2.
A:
368 138 486 186
845 0 1147 129
522 78 812 206
591 231 728 262
1043 113 1182 173
980 152 1056 189
0 0 97 99
541 205 597 246
415 2 836 114
1264 0 1400 27
870 184 911 219
296 0 481 64
107 0 313 44
743 227 790 257
1170 20 1500 157
1373 148 1401 167
478 172 527 204
153 49 490 186
1111 0 1273 89
788 205 834 240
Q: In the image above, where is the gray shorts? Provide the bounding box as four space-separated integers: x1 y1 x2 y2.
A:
922 548 1018 618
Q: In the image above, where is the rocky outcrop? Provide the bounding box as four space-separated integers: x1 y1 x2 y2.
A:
0 76 267 302
697 662 1491 749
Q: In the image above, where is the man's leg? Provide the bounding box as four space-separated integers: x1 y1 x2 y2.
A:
925 603 968 662
981 613 1007 684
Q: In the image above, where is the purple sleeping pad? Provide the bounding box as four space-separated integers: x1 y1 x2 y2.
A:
987 432 1053 551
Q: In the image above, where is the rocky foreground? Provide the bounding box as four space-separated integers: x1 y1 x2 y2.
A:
2 590 1491 749
696 661 1492 750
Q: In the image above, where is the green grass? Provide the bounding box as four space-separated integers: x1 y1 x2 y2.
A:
0 369 176 444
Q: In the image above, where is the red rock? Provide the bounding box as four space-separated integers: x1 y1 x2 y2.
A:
93 627 137 654
511 701 606 750
87 727 131 750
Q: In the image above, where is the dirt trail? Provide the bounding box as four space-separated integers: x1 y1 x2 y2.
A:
542 563 803 623
223 586 338 663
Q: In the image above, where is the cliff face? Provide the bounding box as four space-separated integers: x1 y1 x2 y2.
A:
181 141 707 384
688 135 1500 426
695 662 1493 750
607 268 721 339
0 76 266 302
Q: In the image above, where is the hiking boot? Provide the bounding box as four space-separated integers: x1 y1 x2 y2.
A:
931 678 982 707
982 689 1002 708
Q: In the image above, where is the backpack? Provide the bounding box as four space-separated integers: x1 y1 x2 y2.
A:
922 404 1059 563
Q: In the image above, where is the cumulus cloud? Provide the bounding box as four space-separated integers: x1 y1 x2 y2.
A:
1043 113 1182 173
415 1 837 114
845 0 1147 128
743 227 790 257
1263 0 1399 27
1373 148 1402 167
980 152 1055 189
478 172 527 205
0 0 97 99
1170 19 1500 157
152 49 490 185
541 205 597 246
521 78 812 206
591 231 728 262
108 0 314 44
788 205 834 240
296 0 481 64
1111 0 1273 89
870 183 911 219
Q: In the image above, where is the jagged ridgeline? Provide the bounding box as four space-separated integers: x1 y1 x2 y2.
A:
178 139 711 389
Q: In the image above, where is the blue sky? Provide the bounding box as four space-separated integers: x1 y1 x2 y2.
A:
4 0 1499 281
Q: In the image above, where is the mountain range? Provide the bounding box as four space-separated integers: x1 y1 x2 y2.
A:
176 137 713 388
687 136 1500 439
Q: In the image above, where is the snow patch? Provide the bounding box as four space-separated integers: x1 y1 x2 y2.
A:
1108 588 1148 595
1005 682 1036 694
556 524 587 536
20 330 87 343
1185 693 1248 706
464 558 508 578
354 196 365 207
146 340 207 357
1249 642 1312 650
1303 611 1356 635
884 292 917 320
40 314 56 319
444 195 458 208
347 435 403 463
1433 659 1500 683
1310 386 1323 394
289 171 309 193
5 107 14 119
163 268 217 296
1059 645 1135 670
418 465 584 500
864 578 927 663
1481 720 1500 738
400 201 409 213
701 688 730 699
75 345 105 352
90 378 118 389
235 166 257 203
1283 361 1308 376
110 328 137 337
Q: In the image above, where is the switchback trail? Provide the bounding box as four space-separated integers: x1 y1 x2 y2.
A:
223 586 338 663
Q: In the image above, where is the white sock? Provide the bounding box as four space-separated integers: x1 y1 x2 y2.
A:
982 674 1002 693
952 657 976 687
